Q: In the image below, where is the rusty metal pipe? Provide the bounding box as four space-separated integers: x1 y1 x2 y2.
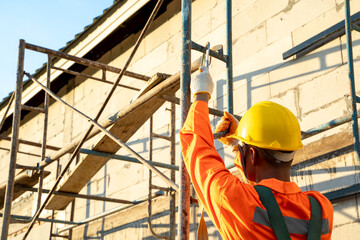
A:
0 92 15 131
148 117 170 239
0 134 60 151
25 43 150 81
179 0 192 238
52 66 140 91
1 39 25 240
21 105 45 113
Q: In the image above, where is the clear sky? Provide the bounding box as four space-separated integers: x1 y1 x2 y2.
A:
0 0 114 101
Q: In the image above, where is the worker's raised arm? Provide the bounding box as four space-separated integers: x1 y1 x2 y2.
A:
180 67 239 229
180 101 227 228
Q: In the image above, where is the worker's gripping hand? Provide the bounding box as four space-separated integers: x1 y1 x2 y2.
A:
191 66 214 98
215 112 239 149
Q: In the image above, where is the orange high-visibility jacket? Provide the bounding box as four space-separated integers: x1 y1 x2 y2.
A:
180 101 333 240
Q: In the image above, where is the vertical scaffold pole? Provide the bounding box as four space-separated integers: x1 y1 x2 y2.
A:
179 0 191 239
344 0 360 161
226 0 233 114
1 39 25 240
170 103 176 240
37 55 51 211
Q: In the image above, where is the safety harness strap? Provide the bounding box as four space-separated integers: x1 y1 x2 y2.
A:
254 185 291 240
307 196 323 240
254 185 322 240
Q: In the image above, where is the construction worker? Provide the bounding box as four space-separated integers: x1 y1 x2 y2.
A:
180 67 333 239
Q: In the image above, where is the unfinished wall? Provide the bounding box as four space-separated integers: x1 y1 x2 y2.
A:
1 0 360 239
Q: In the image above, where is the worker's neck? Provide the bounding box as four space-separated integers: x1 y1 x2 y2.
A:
256 167 291 183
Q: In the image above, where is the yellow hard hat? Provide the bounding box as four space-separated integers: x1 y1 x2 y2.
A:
229 101 303 151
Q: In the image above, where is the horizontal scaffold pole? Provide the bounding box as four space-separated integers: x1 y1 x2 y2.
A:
58 191 165 234
51 66 140 91
301 109 360 139
0 134 60 151
17 186 135 204
0 213 79 225
21 105 45 113
191 41 228 63
79 149 179 171
24 43 150 81
352 23 360 32
160 94 241 119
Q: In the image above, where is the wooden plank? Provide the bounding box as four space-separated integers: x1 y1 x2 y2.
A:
0 170 51 209
45 71 181 210
131 73 171 102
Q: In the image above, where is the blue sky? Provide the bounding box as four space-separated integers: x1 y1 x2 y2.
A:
0 0 114 101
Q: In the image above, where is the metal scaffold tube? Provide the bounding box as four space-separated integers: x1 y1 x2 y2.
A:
36 55 51 212
1 39 25 240
191 41 227 63
226 0 233 114
22 0 165 238
0 213 79 226
17 186 135 204
344 0 360 162
51 66 141 91
148 117 169 240
24 43 150 82
0 92 15 131
57 191 165 234
169 102 176 240
0 134 60 151
179 0 191 239
79 149 179 171
48 159 60 239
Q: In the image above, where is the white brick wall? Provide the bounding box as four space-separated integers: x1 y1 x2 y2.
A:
3 0 360 238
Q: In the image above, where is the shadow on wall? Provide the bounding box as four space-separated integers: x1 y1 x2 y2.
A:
215 39 360 110
122 129 172 155
211 37 360 193
83 164 108 239
77 37 360 239
79 207 222 240
291 143 360 191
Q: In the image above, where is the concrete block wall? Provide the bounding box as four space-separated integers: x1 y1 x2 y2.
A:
2 0 360 238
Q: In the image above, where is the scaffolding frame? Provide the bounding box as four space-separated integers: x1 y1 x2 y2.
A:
1 0 360 239
0 0 233 238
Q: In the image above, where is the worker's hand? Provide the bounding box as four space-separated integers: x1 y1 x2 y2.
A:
215 111 239 149
191 66 214 98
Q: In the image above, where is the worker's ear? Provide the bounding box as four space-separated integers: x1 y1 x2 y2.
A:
249 147 257 166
